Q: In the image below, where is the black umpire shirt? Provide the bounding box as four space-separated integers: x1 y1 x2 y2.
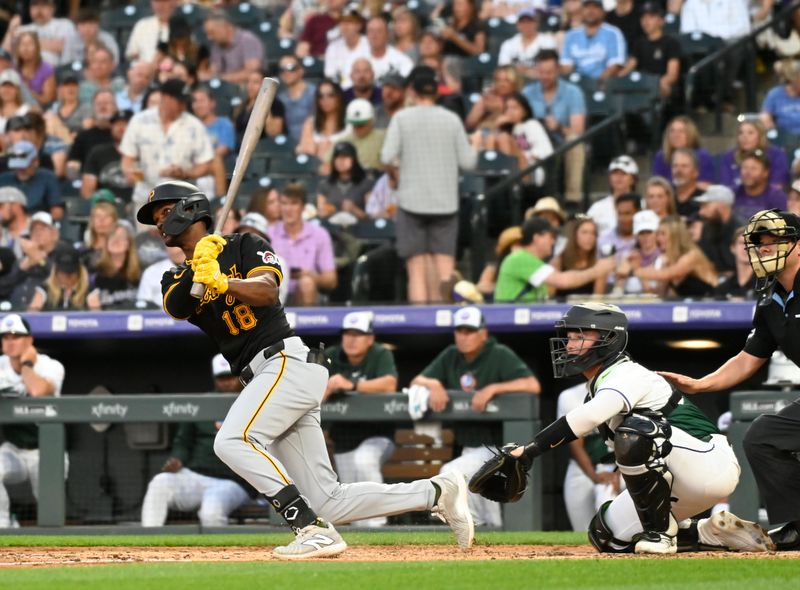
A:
162 232 293 374
744 269 800 365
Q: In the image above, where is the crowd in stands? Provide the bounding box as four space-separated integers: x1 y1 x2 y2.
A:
0 0 799 309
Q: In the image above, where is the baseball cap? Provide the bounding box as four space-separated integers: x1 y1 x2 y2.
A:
381 71 406 88
5 115 31 132
90 188 117 206
0 186 26 206
0 69 21 87
236 211 269 237
332 141 357 159
341 3 364 22
30 211 54 228
608 155 639 175
57 70 80 85
633 210 660 234
582 0 603 5
528 196 566 223
53 246 81 274
411 72 438 96
341 311 374 334
8 140 37 169
695 184 735 205
0 49 12 62
346 98 375 124
453 306 485 330
0 313 31 336
522 215 557 243
211 353 233 377
160 78 190 101
641 1 665 16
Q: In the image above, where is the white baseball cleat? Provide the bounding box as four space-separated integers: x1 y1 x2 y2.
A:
272 521 348 560
635 515 678 555
698 511 776 552
431 470 475 550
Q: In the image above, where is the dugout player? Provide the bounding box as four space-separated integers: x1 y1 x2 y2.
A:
0 313 67 528
483 302 773 554
660 209 800 551
136 180 474 559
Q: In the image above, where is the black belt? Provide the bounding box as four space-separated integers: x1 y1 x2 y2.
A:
239 341 286 386
238 341 331 387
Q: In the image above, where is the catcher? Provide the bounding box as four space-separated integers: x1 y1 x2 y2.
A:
470 302 774 554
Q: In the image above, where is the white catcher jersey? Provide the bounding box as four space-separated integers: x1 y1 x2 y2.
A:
567 357 674 438
0 354 65 397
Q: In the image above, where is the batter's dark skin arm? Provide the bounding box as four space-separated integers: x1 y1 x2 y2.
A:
226 270 280 307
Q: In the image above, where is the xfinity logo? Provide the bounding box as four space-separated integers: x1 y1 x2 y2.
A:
91 403 128 419
162 402 199 418
383 399 408 415
323 401 349 415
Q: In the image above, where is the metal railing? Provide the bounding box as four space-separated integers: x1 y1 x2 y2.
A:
685 0 800 132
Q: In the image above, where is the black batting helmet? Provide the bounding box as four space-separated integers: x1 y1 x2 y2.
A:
550 303 629 378
136 180 212 236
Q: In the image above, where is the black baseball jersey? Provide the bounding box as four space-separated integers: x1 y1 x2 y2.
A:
161 232 293 374
744 270 800 365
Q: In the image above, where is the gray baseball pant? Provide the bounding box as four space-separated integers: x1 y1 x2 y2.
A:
214 336 436 523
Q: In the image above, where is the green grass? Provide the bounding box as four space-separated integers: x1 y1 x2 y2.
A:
0 560 798 590
0 530 586 547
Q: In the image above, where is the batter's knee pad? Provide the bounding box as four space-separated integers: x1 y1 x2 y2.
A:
588 501 636 553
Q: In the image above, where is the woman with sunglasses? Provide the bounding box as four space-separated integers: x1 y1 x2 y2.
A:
297 79 349 160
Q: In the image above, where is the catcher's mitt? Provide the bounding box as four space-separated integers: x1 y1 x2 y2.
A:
468 443 532 503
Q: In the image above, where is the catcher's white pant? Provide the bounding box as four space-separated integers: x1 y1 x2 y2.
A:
0 442 69 528
140 467 250 527
564 461 621 532
441 446 502 528
214 337 436 523
334 436 396 527
604 431 740 541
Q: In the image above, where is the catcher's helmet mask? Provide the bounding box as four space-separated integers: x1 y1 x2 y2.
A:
550 303 629 378
744 209 800 295
136 180 213 237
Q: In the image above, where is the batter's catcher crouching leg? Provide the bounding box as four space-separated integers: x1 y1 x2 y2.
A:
468 303 775 554
137 181 475 559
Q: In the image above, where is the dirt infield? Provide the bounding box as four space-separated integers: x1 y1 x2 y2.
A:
0 545 792 567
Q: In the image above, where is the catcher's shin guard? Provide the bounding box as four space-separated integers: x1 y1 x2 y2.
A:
588 501 636 553
614 413 674 534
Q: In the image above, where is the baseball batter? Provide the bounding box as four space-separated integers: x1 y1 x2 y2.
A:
136 180 474 559
471 302 774 554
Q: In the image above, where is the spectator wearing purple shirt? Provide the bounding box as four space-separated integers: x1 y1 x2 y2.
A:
717 119 790 191
651 116 716 185
267 182 337 306
201 10 263 85
733 150 788 221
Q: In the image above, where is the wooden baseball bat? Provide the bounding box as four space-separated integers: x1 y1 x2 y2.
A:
190 77 280 298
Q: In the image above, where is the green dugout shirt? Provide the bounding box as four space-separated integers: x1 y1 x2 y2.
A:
325 342 400 453
421 338 534 447
494 249 554 303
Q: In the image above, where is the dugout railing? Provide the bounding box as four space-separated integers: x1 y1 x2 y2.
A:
0 392 541 531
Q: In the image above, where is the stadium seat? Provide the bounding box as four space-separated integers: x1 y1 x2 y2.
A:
225 2 269 29
486 17 517 55
664 12 681 36
267 153 320 178
254 134 297 158
176 2 208 27
606 71 661 114
203 78 244 118
462 52 498 95
101 5 151 51
300 55 325 82
476 149 518 176
350 244 404 303
382 429 455 481
539 13 562 33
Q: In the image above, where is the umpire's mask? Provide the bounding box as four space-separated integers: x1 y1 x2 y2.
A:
744 209 800 294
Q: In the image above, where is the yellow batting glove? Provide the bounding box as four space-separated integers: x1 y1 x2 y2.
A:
193 258 229 294
193 235 227 262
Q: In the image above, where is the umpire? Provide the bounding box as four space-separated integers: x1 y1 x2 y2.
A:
660 209 800 551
